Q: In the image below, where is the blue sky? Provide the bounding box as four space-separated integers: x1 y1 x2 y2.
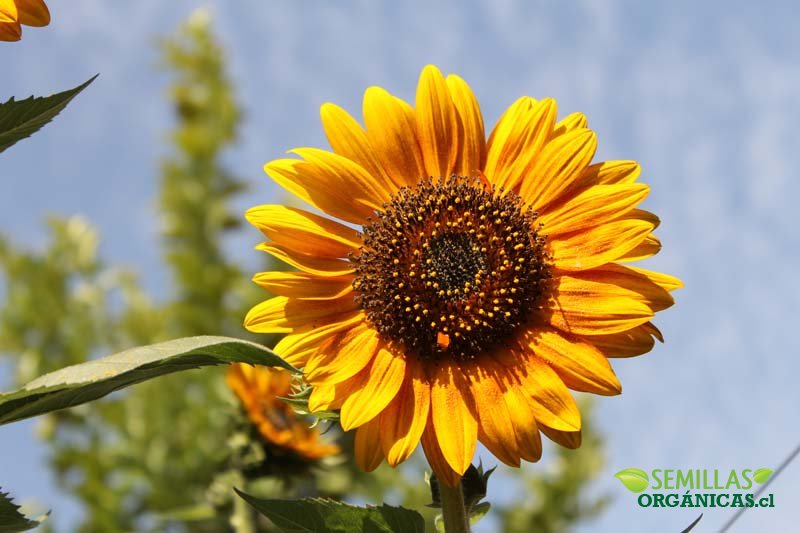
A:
2 1 799 531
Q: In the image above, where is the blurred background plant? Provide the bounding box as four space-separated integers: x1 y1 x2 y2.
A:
0 11 608 532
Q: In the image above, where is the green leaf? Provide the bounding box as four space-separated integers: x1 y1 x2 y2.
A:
0 336 294 426
753 468 773 484
469 501 491 526
613 468 650 493
234 490 425 533
0 75 98 154
0 490 47 532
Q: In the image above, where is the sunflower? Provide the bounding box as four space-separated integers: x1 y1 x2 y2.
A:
0 0 49 42
244 65 680 486
226 363 339 462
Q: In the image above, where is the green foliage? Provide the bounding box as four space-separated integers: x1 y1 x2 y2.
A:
0 76 96 154
0 215 163 531
159 10 248 338
0 336 292 425
0 490 45 532
0 12 260 532
0 217 125 383
235 490 425 533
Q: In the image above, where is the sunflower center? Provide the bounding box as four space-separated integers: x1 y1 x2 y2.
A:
353 176 550 361
424 233 488 300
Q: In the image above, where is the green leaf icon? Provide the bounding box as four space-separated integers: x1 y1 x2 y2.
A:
614 468 650 493
753 468 773 484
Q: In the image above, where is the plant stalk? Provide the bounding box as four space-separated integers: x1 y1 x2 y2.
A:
231 491 256 533
230 469 256 533
440 477 470 533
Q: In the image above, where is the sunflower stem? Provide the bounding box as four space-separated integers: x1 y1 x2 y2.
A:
440 477 470 533
231 471 256 533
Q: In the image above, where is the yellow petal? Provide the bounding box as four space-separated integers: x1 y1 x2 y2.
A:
563 160 643 201
644 321 664 342
588 322 662 358
225 363 250 396
354 417 384 472
292 146 392 206
244 295 356 334
265 155 378 225
307 374 365 412
540 425 582 449
320 102 397 193
551 112 588 137
307 382 336 412
497 352 581 432
465 361 521 467
273 312 364 366
305 324 380 384
0 21 20 41
548 218 655 271
446 74 486 177
625 208 661 228
253 271 353 300
362 86 426 187
256 242 355 277
617 233 662 262
518 129 597 210
16 0 49 26
624 265 684 292
0 0 17 22
502 383 543 462
576 264 676 312
430 360 478 475
415 65 460 180
544 273 655 335
245 204 361 257
421 419 462 488
484 96 535 183
585 160 641 185
339 347 406 430
520 328 621 396
539 183 650 235
493 98 558 192
379 362 431 466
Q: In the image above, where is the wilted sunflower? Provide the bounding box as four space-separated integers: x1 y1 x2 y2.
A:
226 363 339 462
0 0 49 42
245 65 680 486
